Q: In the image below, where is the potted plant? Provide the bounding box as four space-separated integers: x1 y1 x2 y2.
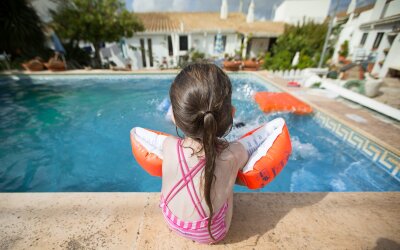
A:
243 57 260 71
223 57 242 71
257 52 265 65
338 40 349 63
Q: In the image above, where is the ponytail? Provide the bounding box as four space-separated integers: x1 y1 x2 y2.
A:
169 63 233 241
202 111 218 240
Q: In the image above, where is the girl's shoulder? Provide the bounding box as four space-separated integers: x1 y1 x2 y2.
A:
222 141 248 172
163 135 179 148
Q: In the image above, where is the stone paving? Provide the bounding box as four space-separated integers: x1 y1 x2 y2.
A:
1 193 399 249
373 77 400 109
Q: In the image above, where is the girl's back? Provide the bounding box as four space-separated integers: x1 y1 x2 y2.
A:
159 63 247 244
161 137 247 229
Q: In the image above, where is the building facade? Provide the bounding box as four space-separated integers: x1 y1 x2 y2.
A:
117 0 284 69
273 0 331 25
333 0 400 78
123 10 284 69
31 0 284 70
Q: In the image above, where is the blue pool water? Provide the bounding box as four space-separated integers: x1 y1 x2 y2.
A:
0 74 399 192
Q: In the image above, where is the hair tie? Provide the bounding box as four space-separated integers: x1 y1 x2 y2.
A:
203 110 213 117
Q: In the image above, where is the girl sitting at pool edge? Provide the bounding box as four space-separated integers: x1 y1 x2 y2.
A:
159 63 271 244
131 63 290 243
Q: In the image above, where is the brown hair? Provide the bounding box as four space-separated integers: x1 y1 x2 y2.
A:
170 63 233 239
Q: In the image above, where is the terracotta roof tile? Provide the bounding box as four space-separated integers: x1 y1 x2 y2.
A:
135 12 285 36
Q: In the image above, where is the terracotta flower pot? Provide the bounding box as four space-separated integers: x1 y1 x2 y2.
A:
22 59 44 71
223 61 242 71
243 60 260 71
338 55 346 64
358 66 365 80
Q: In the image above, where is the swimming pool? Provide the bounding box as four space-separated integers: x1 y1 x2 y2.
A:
0 74 399 192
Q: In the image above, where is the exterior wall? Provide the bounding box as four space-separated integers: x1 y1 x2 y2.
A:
349 26 396 78
122 31 241 69
225 34 239 56
383 0 400 18
193 32 238 57
332 10 373 63
248 38 270 58
274 0 330 25
371 32 399 77
125 35 170 69
332 0 400 77
369 0 400 20
382 34 400 76
369 0 387 21
118 31 273 69
191 34 206 52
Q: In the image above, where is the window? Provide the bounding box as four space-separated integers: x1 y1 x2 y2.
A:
372 32 384 49
360 33 368 46
168 36 173 56
140 39 146 67
179 35 188 51
147 39 153 67
214 35 227 52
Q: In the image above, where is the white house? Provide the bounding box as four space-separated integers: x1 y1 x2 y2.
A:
332 0 400 78
31 0 285 70
119 0 284 69
332 1 375 63
273 0 331 25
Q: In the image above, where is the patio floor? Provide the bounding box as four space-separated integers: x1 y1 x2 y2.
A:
1 192 399 249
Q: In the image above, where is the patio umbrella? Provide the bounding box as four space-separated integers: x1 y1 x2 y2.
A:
119 39 128 59
50 32 66 55
292 51 300 67
214 32 224 57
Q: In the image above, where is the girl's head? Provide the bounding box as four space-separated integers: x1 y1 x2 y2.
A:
170 63 233 141
170 63 233 239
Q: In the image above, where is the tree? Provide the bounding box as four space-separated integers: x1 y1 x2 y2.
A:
51 0 144 67
263 22 328 70
0 0 47 59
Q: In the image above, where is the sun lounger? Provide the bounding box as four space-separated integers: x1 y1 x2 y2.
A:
44 54 66 71
22 58 44 71
321 81 400 121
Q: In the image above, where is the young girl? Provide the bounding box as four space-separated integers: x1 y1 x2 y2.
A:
160 63 249 244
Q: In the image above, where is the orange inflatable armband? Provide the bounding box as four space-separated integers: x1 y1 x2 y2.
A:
130 118 291 189
237 118 292 189
130 128 169 177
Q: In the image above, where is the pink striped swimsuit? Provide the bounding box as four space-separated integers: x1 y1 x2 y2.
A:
160 139 228 244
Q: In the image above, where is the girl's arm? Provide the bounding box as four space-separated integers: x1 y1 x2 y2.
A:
231 124 272 186
229 142 249 186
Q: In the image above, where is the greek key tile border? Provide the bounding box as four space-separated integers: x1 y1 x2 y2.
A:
314 111 400 182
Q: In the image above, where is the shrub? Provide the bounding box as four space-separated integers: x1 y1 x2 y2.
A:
263 21 328 70
339 40 349 58
190 50 205 62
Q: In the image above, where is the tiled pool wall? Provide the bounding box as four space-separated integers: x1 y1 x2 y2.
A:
313 111 400 181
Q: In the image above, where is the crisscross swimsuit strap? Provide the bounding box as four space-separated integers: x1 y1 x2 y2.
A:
163 139 207 218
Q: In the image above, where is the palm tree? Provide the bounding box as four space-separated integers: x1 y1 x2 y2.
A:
0 0 47 58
